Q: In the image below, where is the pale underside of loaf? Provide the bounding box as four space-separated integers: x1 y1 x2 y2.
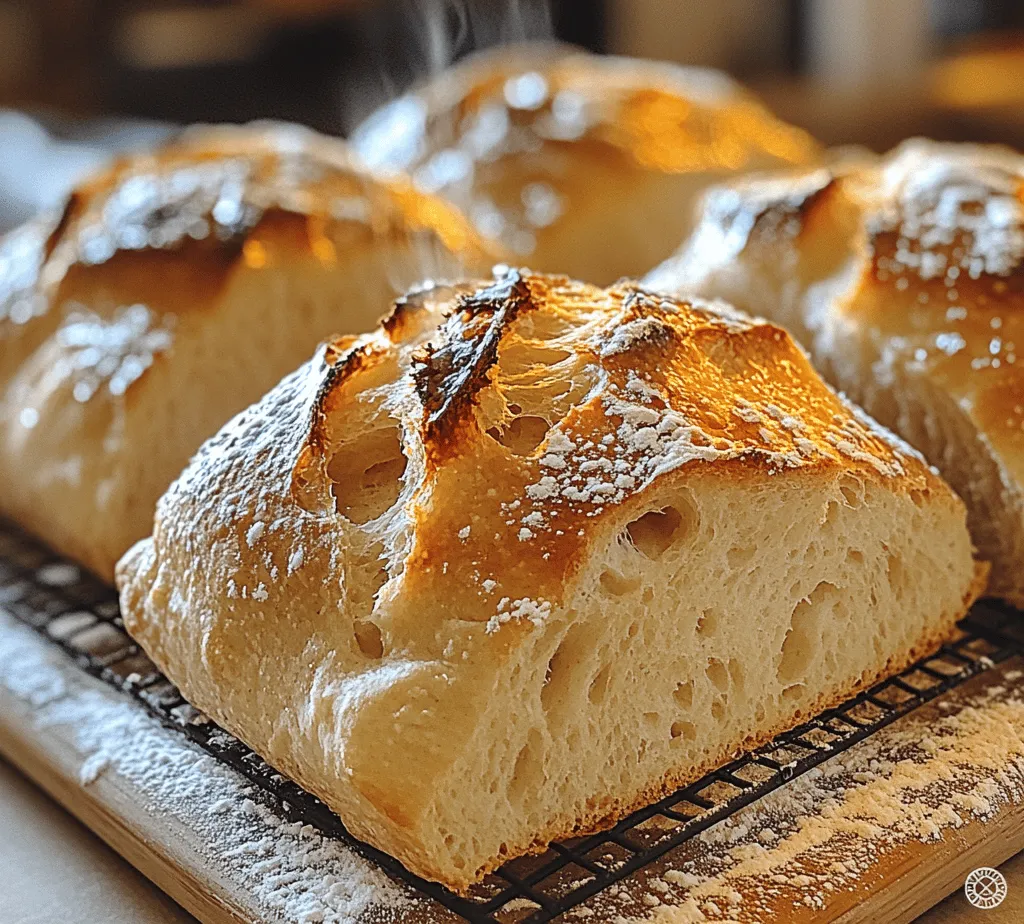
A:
0 123 493 579
118 271 981 891
647 142 1024 606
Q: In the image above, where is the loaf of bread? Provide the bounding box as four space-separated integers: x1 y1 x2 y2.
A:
0 122 493 579
352 43 820 285
647 139 1024 606
117 268 983 890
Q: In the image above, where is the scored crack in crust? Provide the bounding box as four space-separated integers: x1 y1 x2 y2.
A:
413 270 536 457
118 268 983 891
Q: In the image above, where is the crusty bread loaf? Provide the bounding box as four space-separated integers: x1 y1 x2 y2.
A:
0 121 494 579
647 139 1024 606
117 268 983 891
352 43 820 285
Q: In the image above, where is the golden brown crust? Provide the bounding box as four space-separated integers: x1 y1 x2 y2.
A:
850 143 1024 484
352 44 820 282
651 138 1024 604
675 141 1024 465
355 43 819 175
0 122 497 578
0 121 494 393
298 271 940 633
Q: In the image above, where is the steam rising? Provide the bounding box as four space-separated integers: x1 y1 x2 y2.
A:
349 0 553 129
347 0 556 293
413 0 552 74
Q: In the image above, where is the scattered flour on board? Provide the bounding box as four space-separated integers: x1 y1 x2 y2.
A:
560 665 1024 922
0 609 414 924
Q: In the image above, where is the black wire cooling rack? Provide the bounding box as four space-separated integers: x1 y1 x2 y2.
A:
2 516 1023 924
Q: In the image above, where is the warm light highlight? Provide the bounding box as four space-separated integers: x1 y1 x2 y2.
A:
307 219 338 265
932 50 1024 109
242 238 269 269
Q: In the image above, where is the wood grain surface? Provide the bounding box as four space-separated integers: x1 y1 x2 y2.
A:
0 689 252 924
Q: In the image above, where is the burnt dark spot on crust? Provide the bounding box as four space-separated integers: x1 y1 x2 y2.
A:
412 268 535 458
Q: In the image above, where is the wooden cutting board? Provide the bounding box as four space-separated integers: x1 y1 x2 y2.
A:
3 604 1024 924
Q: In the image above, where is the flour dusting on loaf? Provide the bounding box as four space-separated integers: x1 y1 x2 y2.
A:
118 268 982 891
648 139 1024 606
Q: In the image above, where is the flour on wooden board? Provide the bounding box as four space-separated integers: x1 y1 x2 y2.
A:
562 665 1024 922
0 609 414 924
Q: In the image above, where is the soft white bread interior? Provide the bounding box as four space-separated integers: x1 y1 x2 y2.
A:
118 269 983 891
647 139 1024 606
352 43 820 285
0 121 494 579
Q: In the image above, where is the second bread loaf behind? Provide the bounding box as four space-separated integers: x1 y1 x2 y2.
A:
353 43 821 285
647 140 1024 604
0 122 494 578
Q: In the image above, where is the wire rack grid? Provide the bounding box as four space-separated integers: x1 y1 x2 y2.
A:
1 517 1022 923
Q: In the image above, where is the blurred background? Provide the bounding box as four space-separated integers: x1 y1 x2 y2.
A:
4 0 1024 230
